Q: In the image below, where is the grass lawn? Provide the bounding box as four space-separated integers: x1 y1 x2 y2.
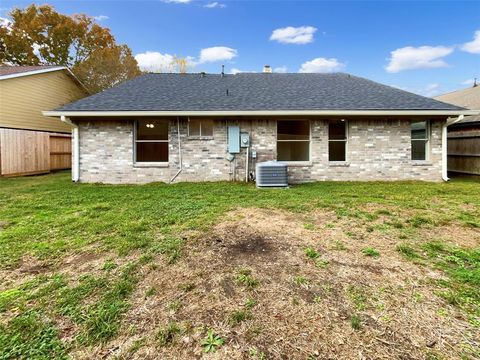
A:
0 171 479 359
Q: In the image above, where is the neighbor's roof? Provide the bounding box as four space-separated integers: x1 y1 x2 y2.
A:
50 73 469 115
0 65 66 79
434 86 480 123
435 85 480 109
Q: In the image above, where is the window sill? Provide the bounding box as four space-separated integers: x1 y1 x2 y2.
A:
133 162 169 168
412 161 432 166
329 161 350 167
187 136 214 140
280 161 313 167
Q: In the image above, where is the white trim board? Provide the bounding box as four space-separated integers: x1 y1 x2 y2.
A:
43 109 479 118
0 67 66 80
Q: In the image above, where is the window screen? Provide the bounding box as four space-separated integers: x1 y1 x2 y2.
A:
189 119 213 137
277 120 310 161
411 121 428 160
328 120 347 161
135 120 169 162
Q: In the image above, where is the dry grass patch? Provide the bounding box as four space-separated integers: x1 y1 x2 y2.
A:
87 208 478 359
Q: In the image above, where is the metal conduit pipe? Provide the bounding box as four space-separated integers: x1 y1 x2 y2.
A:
169 117 183 183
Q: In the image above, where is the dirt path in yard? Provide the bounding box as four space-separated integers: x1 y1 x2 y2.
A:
79 208 479 360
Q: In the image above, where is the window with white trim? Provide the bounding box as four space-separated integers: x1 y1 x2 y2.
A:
411 120 429 161
328 120 347 161
277 120 310 161
135 119 169 163
188 119 213 137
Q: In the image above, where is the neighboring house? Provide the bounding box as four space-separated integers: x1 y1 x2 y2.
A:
44 71 477 184
434 84 480 176
0 65 88 176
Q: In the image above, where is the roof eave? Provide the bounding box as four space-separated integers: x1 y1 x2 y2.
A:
43 109 479 118
0 66 67 80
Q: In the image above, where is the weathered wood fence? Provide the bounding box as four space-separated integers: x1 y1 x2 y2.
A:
0 128 71 177
448 129 480 175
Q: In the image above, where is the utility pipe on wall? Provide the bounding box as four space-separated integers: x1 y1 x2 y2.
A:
169 117 183 183
441 115 464 182
245 147 249 182
61 115 79 182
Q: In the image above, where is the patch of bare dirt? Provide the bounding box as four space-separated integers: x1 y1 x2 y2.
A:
0 246 139 291
418 223 480 248
80 207 479 360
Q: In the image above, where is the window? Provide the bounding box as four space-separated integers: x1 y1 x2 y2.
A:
135 119 169 163
277 120 310 161
328 120 347 161
411 120 429 160
189 119 213 137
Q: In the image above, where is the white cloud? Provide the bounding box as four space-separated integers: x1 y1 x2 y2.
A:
274 66 288 73
270 26 317 45
93 15 109 21
391 83 442 97
135 51 195 72
461 30 480 54
461 78 475 86
299 57 345 73
421 83 441 97
204 2 226 8
135 46 236 72
385 45 454 73
161 0 192 3
0 16 11 29
198 46 237 63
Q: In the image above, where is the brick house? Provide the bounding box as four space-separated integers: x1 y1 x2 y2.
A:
44 72 477 184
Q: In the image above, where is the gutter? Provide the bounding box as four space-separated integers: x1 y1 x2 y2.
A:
42 109 480 118
61 115 80 182
442 115 464 182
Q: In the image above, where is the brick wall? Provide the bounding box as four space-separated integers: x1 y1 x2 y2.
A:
77 118 444 184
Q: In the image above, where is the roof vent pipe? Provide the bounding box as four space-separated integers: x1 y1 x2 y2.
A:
263 65 272 73
221 65 225 77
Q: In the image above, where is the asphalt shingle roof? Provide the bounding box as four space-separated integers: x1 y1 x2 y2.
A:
0 65 63 76
56 72 464 112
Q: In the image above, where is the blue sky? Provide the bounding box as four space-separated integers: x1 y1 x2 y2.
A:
1 0 479 97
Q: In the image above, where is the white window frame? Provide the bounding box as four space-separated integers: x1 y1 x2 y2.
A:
133 119 169 166
188 118 214 138
276 119 311 164
411 120 430 161
328 119 348 163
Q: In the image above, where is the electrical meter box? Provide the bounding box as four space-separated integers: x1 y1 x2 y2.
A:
240 132 250 147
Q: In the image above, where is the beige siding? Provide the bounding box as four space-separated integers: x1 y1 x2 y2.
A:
0 70 87 133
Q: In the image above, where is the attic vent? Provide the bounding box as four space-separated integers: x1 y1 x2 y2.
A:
256 161 288 188
263 65 272 73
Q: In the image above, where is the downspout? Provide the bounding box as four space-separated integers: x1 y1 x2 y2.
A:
441 115 464 182
61 115 79 182
169 117 183 183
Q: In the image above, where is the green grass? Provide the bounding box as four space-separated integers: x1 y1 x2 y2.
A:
361 247 380 258
1 172 478 269
0 172 479 357
236 269 260 289
228 309 252 325
0 310 67 360
157 322 182 347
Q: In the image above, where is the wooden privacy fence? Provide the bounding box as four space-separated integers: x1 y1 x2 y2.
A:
0 128 71 177
448 129 480 175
